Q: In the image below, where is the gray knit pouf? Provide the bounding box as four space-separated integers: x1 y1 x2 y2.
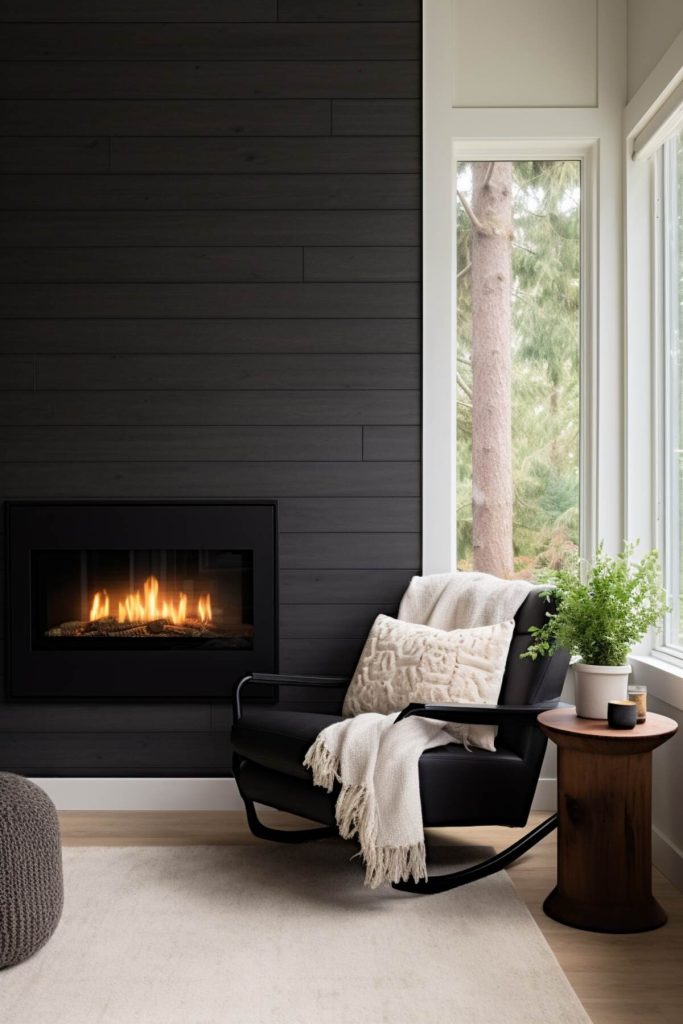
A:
0 773 63 969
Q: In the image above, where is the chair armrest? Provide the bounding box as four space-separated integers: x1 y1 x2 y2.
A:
394 699 570 725
233 673 350 720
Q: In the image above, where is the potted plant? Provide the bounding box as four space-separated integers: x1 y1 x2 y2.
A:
524 543 669 719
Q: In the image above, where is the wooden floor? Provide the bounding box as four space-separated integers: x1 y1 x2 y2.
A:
59 810 683 1024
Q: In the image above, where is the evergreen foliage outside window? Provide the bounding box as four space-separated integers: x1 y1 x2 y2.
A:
455 160 581 579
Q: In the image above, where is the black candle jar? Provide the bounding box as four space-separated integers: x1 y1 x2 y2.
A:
607 699 638 730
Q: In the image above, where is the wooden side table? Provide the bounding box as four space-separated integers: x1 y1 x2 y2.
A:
538 707 678 933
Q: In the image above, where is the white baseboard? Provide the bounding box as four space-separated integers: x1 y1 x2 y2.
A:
32 777 244 812
652 825 683 892
33 775 560 813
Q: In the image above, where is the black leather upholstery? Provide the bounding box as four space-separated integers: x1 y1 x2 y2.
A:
232 709 341 781
231 591 569 831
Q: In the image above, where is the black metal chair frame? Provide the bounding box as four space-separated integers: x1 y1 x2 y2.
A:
232 672 565 895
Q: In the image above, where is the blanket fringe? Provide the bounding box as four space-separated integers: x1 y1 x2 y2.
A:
337 780 427 888
363 838 427 890
303 735 428 889
302 736 340 793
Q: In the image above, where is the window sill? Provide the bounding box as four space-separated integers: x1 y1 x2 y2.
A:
629 654 683 712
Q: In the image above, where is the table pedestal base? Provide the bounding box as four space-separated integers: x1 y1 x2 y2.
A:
547 745 664 934
538 708 677 935
543 886 667 934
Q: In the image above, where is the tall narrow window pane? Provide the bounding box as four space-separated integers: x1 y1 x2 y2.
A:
455 160 581 579
662 129 683 648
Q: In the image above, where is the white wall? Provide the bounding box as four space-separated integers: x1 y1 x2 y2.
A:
628 0 683 100
451 0 598 108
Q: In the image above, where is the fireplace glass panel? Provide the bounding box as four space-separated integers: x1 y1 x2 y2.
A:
33 549 253 651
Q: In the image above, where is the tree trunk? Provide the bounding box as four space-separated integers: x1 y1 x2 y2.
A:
470 161 514 577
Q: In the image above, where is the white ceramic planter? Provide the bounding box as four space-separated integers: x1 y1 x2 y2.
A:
573 662 632 719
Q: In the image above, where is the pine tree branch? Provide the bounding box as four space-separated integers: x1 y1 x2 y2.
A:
513 242 538 257
456 261 472 281
482 162 495 189
456 189 487 234
457 372 473 401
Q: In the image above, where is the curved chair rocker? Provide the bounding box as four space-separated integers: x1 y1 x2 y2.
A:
231 592 569 895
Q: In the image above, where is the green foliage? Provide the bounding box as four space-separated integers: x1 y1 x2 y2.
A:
523 543 670 666
456 160 580 577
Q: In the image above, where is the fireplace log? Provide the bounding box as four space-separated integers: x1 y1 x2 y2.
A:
102 624 151 637
162 624 203 637
46 616 217 638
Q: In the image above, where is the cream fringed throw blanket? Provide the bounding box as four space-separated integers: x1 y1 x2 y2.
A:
304 572 536 888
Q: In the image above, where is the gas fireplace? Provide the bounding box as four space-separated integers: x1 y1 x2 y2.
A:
5 502 277 700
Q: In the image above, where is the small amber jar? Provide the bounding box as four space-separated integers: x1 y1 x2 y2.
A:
627 684 647 723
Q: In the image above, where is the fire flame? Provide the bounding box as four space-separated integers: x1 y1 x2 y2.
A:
88 575 212 627
198 594 212 623
89 590 110 621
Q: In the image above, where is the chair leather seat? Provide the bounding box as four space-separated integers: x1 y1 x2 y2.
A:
232 708 530 805
232 709 343 781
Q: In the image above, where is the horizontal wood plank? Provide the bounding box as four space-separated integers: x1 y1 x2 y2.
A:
280 532 421 568
0 356 34 389
0 1 276 20
363 425 421 460
110 137 420 174
0 731 231 774
0 425 362 462
278 1 420 20
333 99 420 135
279 604 382 639
3 283 420 319
0 60 420 100
0 211 420 246
0 137 108 172
0 390 420 425
278 497 420 532
304 246 420 282
0 704 212 733
0 318 420 354
2 173 419 211
1 23 419 61
0 99 330 136
279 638 365 676
280 569 412 605
0 247 303 283
35 353 419 390
0 461 420 497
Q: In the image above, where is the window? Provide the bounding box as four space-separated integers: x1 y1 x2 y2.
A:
660 128 683 651
455 160 581 579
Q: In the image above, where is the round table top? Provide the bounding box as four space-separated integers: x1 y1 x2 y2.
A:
538 707 678 746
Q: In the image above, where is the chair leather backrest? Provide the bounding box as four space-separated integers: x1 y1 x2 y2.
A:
494 591 569 760
499 591 569 707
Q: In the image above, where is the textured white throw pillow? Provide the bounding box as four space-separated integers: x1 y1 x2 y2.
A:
342 614 515 751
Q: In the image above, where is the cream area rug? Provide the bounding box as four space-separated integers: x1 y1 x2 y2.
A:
0 843 590 1024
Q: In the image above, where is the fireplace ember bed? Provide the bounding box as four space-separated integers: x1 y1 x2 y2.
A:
5 502 277 701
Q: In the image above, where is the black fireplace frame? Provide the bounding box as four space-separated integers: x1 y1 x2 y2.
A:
5 501 278 702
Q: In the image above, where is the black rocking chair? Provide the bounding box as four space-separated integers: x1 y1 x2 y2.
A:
231 591 569 895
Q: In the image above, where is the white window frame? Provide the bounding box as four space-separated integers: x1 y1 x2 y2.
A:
450 143 595 572
651 135 683 663
622 22 683 701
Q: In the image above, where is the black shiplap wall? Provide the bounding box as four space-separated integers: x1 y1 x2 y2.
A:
0 0 421 776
